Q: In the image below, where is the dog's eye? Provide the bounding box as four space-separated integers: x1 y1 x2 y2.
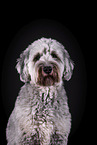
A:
51 53 58 58
51 51 61 62
51 52 58 59
33 53 40 62
51 51 60 59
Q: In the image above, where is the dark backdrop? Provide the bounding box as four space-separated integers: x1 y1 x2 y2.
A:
1 19 87 145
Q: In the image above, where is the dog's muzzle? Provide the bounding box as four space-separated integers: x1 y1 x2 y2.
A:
37 64 59 86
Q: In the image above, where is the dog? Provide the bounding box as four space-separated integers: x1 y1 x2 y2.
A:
6 38 74 145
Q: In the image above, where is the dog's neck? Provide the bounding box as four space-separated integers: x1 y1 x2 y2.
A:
32 81 64 98
25 82 66 107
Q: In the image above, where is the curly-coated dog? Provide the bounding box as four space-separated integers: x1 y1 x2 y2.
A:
6 38 74 145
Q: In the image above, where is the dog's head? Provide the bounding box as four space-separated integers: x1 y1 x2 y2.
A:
16 38 74 86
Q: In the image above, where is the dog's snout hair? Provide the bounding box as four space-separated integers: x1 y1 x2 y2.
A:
37 63 59 86
6 38 74 145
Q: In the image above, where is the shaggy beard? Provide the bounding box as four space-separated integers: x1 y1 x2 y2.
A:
37 66 59 86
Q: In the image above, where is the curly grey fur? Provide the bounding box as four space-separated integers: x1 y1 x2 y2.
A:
6 38 74 145
6 84 71 145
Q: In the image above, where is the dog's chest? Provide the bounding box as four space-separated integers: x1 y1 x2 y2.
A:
31 87 60 122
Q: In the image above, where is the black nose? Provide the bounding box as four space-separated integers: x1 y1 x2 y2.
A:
43 66 52 74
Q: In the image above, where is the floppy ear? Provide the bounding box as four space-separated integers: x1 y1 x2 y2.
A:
63 49 74 81
16 48 31 83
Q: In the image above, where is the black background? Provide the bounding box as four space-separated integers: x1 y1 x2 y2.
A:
0 3 91 145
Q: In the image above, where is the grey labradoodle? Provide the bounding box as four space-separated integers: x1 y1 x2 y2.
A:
6 38 74 145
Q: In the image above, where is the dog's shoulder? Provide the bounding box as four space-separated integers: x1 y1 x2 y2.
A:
15 83 34 106
18 83 34 96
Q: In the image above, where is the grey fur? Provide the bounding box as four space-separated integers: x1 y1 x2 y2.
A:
6 38 74 145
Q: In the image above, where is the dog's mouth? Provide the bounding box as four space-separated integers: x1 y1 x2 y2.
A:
43 76 54 86
37 65 59 86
